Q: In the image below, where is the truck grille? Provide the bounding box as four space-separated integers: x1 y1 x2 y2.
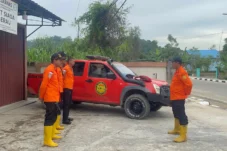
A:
160 85 170 97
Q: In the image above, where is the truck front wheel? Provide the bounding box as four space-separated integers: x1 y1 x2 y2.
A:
124 94 150 119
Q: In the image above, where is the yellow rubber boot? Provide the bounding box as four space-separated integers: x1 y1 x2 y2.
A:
55 129 61 134
44 126 58 147
168 118 180 135
56 115 64 130
52 122 62 140
53 120 61 134
174 125 187 143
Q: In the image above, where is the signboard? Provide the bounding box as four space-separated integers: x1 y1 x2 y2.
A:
0 0 18 35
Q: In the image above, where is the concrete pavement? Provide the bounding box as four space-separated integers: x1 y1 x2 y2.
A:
192 79 227 104
0 99 227 151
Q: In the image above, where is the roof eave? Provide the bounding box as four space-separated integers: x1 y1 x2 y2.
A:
13 0 65 22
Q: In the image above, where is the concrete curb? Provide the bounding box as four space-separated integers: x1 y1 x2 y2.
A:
0 98 37 114
187 96 224 109
190 77 227 84
186 97 211 106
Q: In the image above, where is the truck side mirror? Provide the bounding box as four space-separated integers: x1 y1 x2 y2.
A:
107 72 116 80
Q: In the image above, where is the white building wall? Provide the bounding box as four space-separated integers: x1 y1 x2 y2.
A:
39 66 167 81
40 67 46 73
128 67 167 81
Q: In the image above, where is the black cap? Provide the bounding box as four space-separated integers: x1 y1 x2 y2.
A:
51 53 62 61
172 56 182 64
58 51 67 60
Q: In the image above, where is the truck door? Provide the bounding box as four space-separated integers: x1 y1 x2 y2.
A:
84 62 122 104
72 61 88 101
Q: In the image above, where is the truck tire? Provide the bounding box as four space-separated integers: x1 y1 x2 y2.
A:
73 102 82 105
150 103 162 112
124 94 150 119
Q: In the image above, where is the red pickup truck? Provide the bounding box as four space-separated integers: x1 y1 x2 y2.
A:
27 56 170 119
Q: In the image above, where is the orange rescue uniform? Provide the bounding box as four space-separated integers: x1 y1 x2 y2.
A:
39 64 61 102
57 67 64 93
170 66 193 101
63 64 74 89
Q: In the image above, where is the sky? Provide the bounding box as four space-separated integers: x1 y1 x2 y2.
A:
21 0 227 50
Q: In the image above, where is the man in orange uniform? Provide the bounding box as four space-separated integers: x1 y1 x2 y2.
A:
53 61 65 134
54 51 72 129
168 56 193 143
62 57 75 124
58 51 67 110
58 52 74 121
39 53 63 147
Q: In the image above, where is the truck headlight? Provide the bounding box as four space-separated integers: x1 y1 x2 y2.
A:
153 84 160 94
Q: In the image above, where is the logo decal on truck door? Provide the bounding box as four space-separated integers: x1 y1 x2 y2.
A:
95 82 107 95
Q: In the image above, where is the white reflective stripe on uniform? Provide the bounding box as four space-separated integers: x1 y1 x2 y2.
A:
63 70 66 75
48 72 53 79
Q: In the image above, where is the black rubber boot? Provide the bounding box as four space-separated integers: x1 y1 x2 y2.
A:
63 120 71 125
68 117 73 121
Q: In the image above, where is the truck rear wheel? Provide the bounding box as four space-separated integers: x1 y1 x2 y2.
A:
124 94 150 119
150 103 162 112
73 102 82 105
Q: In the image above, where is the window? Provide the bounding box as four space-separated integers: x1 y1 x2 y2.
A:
89 63 114 78
73 62 85 76
113 63 136 77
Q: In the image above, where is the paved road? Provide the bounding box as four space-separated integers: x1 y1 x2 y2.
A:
192 79 227 103
1 99 227 151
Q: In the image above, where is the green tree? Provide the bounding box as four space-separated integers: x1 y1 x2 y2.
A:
200 56 213 72
139 39 160 61
123 26 142 61
140 39 158 53
186 47 213 72
209 44 216 50
220 38 227 72
167 34 179 47
161 34 181 61
75 1 130 53
187 47 200 72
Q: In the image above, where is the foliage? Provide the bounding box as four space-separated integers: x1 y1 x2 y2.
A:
27 35 214 73
219 38 227 72
26 0 216 73
75 1 129 51
118 26 142 61
209 44 216 50
26 37 97 62
185 47 214 72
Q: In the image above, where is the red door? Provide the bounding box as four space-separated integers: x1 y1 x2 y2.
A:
72 61 88 101
84 62 124 105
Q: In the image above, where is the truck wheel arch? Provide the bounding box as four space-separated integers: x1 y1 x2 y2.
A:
120 86 149 107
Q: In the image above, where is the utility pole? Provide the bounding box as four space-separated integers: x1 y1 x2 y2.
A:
114 0 127 17
109 0 118 8
219 31 223 51
77 22 80 39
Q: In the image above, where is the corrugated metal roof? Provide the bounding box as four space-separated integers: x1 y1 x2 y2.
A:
186 49 219 58
13 0 64 22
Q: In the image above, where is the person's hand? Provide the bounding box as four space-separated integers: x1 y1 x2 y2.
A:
169 101 172 107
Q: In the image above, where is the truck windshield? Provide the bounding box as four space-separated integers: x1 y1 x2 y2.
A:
113 63 136 77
